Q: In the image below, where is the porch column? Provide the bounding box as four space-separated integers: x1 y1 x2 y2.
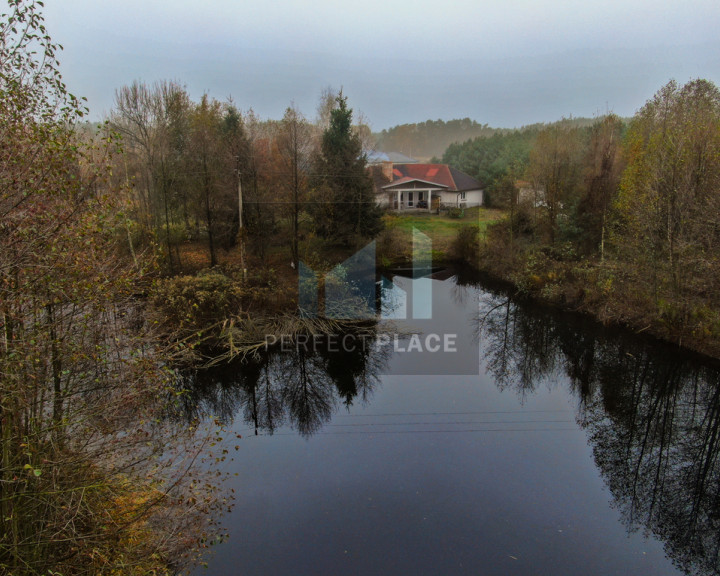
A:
397 189 401 211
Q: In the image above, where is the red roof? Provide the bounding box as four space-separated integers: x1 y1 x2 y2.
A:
387 176 448 188
382 163 481 192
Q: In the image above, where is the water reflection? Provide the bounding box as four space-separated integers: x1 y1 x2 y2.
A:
478 288 720 576
179 272 720 575
179 327 391 438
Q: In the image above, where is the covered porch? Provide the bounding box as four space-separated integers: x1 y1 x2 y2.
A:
383 179 447 213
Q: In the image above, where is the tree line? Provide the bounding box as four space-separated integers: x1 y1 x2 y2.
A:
1 2 235 573
440 116 605 206
108 82 383 275
470 79 720 355
3 0 720 571
1 1 386 571
374 116 600 164
375 118 503 160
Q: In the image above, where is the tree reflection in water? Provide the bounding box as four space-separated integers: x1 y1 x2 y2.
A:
177 326 391 438
478 288 720 576
174 271 720 575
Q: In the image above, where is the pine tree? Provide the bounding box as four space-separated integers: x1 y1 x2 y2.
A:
310 93 383 245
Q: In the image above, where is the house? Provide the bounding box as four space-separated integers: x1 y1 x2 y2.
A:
516 180 546 206
371 162 483 212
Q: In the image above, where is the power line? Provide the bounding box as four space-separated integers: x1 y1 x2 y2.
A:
250 427 579 437
323 419 575 428
331 409 569 418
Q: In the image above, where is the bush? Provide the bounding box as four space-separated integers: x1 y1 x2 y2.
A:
450 225 480 265
377 226 408 266
446 206 465 219
511 203 537 237
152 271 243 334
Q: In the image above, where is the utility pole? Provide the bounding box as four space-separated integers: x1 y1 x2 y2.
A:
236 157 247 281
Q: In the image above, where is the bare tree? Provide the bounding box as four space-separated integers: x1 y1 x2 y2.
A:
277 105 313 267
110 80 192 272
528 119 582 244
575 114 625 258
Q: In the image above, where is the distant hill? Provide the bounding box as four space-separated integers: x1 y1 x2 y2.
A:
438 116 630 205
373 119 504 161
373 117 605 162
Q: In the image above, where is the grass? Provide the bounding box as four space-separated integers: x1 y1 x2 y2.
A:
173 207 506 275
383 207 505 256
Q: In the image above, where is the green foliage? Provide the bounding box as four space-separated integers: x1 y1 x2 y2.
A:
277 105 313 267
442 126 538 199
309 93 384 245
446 206 464 219
189 95 244 261
616 79 720 309
376 118 499 160
376 225 408 266
476 80 720 355
544 240 578 262
110 83 249 270
527 119 585 244
572 114 626 255
441 118 605 208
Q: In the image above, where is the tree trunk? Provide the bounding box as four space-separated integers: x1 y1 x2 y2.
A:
203 156 217 267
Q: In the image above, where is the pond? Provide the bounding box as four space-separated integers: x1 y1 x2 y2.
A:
187 271 720 575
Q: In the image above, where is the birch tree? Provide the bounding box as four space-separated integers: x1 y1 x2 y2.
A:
617 79 720 307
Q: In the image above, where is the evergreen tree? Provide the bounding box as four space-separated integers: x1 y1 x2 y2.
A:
310 93 383 245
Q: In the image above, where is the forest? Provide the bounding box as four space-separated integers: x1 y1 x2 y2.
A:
0 2 383 574
444 81 720 358
374 118 502 160
3 0 720 573
374 116 599 164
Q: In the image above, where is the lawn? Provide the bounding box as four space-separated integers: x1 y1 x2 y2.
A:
175 207 506 274
383 206 505 256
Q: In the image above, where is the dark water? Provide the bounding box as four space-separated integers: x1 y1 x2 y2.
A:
187 273 720 576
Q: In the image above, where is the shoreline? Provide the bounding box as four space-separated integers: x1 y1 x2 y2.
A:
465 256 720 364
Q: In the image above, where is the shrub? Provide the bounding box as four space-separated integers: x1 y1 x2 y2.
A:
377 226 407 266
450 225 480 265
152 271 243 334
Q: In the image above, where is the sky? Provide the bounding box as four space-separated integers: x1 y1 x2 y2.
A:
42 0 720 130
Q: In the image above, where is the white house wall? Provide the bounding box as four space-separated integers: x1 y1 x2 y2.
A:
439 189 483 207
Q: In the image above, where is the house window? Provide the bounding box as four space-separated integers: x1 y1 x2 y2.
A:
418 191 424 201
460 192 466 201
408 191 414 207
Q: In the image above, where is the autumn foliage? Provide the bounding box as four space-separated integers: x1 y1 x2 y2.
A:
1 2 228 574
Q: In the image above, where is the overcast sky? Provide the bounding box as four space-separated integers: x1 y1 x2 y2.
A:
42 0 720 130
